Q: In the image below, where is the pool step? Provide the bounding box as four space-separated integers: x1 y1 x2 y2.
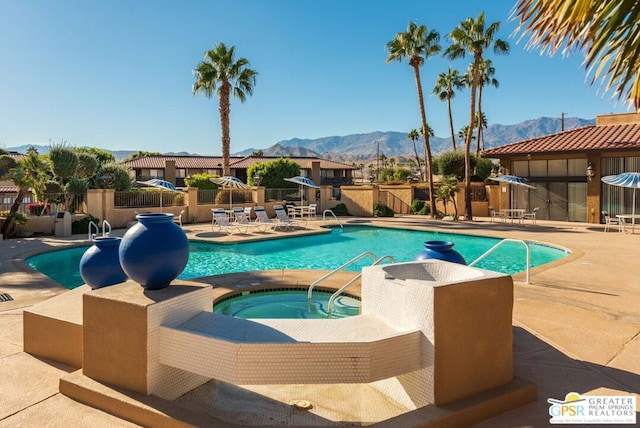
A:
159 312 422 384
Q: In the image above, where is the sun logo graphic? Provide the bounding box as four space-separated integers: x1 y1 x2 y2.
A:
548 392 586 421
548 392 636 424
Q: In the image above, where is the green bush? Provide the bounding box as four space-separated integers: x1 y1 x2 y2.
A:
373 204 394 217
410 199 425 214
330 203 350 216
418 205 430 215
72 214 100 235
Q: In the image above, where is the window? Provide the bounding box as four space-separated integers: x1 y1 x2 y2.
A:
149 169 164 179
512 161 528 176
548 159 567 176
529 160 547 177
176 169 186 178
567 159 587 177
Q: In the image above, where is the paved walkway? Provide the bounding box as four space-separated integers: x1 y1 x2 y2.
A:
0 216 638 426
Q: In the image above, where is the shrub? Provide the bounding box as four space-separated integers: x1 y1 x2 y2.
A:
174 193 185 206
72 214 100 235
410 199 425 214
330 203 350 216
373 204 394 217
214 189 250 204
27 203 51 216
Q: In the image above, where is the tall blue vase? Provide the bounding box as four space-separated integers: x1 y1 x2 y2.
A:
415 240 467 265
79 237 128 289
118 213 189 290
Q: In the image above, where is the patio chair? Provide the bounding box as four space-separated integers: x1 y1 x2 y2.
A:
233 207 267 232
602 210 622 232
253 206 278 231
488 206 505 223
274 205 307 229
211 208 247 234
305 203 317 219
175 209 185 227
522 207 539 224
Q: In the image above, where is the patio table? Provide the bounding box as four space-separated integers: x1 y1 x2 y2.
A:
500 209 526 224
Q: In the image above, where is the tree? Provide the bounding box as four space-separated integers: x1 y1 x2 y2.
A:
1 147 48 238
436 176 460 218
513 0 640 110
193 43 258 175
98 163 133 191
250 149 264 157
445 12 509 221
470 59 498 160
246 158 300 188
387 21 441 219
432 67 464 150
74 147 115 166
406 129 423 180
474 111 488 161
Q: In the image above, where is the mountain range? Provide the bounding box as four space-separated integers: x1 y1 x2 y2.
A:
6 116 594 163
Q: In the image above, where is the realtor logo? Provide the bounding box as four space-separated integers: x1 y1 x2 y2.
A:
548 392 636 424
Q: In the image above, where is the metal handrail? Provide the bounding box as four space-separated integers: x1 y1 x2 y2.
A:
322 209 343 230
102 220 112 237
307 251 377 310
326 255 396 318
88 221 100 241
469 238 531 284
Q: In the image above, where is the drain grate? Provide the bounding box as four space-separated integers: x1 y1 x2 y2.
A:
0 293 13 302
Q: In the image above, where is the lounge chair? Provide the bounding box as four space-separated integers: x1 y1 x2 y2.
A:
233 207 267 232
211 208 247 234
253 206 278 231
274 205 307 229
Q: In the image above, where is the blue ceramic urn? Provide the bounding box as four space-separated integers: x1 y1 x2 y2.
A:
414 240 467 265
118 213 189 290
79 236 128 289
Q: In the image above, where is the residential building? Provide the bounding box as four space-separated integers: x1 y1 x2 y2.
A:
482 113 640 224
121 155 355 187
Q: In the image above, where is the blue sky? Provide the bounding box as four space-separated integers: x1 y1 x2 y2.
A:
0 0 631 155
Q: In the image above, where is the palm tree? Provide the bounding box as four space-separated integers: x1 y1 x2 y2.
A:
406 128 423 180
445 12 509 221
387 22 441 219
513 0 640 110
1 147 48 238
474 110 488 161
193 43 258 175
432 67 464 150
472 59 498 159
458 125 475 145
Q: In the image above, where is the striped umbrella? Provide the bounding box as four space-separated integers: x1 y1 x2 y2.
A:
602 172 640 233
137 179 180 212
210 176 250 211
284 176 320 206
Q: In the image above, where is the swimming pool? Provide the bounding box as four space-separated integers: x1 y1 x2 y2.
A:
26 225 569 289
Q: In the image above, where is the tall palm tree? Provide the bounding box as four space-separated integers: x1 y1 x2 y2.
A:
513 0 640 110
432 67 464 150
474 110 488 160
387 22 441 218
472 59 498 159
193 43 258 175
445 12 509 221
407 128 423 180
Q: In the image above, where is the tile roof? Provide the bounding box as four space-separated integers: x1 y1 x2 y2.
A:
481 123 640 158
122 155 356 170
0 185 18 193
122 156 226 169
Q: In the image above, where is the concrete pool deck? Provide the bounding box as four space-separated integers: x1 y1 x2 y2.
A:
0 216 639 426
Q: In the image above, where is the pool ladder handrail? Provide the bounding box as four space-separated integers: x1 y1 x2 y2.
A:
326 254 395 318
469 238 531 284
307 251 377 310
322 209 343 230
88 220 112 241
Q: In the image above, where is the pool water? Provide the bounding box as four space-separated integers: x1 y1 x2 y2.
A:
213 290 360 319
26 225 569 290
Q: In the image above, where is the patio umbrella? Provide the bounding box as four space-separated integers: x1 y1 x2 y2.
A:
284 176 320 206
137 179 180 212
210 176 250 211
489 175 536 210
601 172 640 233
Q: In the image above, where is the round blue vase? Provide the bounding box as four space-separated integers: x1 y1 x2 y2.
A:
79 237 128 289
118 213 189 290
414 240 467 265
